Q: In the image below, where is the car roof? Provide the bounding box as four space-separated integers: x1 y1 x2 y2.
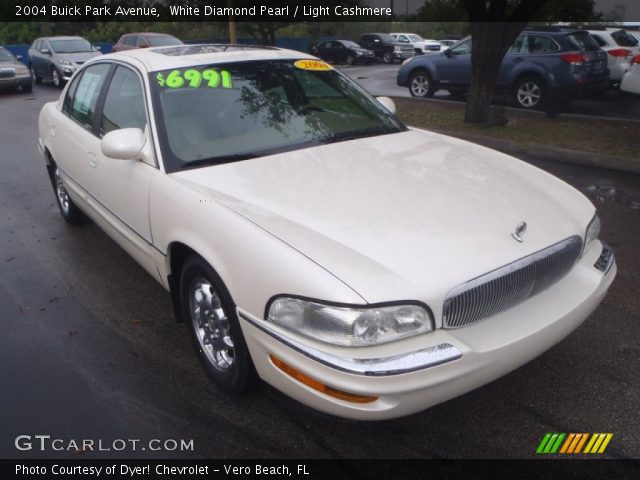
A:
94 44 315 72
124 32 177 38
36 36 86 41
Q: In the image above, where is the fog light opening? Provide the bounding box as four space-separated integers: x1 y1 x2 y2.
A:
270 355 378 404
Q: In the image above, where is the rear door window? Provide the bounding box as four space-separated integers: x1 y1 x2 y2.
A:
528 35 559 53
64 63 111 130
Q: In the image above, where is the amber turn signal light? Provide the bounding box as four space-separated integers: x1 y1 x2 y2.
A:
270 355 378 404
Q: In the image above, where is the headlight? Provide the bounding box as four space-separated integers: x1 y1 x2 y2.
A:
266 297 433 347
584 214 600 253
16 67 29 76
394 46 402 52
57 59 73 66
355 51 363 55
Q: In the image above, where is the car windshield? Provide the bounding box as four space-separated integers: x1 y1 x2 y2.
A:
408 35 423 42
50 39 92 53
378 34 397 43
150 59 405 172
0 47 16 61
567 32 600 52
341 40 360 49
147 36 183 47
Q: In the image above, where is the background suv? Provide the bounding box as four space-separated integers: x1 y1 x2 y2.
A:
28 36 101 88
113 33 183 52
397 28 609 109
359 33 414 64
390 33 442 55
587 28 639 85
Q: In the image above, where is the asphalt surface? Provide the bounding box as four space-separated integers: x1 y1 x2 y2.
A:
339 63 640 120
1 83 639 460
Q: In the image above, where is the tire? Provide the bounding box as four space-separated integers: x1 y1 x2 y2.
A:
409 70 435 98
346 54 355 65
383 52 394 64
180 255 256 393
51 164 86 225
30 64 42 84
513 75 546 109
51 67 63 89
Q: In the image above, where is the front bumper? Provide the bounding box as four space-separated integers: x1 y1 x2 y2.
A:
0 75 31 89
239 240 615 420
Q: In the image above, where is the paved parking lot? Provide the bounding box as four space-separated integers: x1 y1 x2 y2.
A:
1 84 639 459
339 63 640 120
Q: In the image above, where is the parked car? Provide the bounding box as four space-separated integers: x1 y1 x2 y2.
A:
113 32 183 52
438 39 458 50
29 36 102 88
620 54 640 95
0 46 32 93
38 44 615 420
310 40 374 65
398 28 610 109
587 28 640 84
359 33 414 63
390 33 442 55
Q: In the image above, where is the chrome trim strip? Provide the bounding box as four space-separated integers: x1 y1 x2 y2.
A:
238 311 462 376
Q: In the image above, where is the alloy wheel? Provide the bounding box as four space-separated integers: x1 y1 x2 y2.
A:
516 81 541 107
189 278 234 372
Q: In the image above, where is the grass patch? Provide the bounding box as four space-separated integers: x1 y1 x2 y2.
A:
393 97 639 159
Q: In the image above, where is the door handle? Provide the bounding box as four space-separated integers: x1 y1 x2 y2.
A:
88 153 97 168
49 124 56 137
512 57 524 63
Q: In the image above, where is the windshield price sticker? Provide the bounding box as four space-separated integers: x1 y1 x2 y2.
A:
156 69 233 89
293 60 333 71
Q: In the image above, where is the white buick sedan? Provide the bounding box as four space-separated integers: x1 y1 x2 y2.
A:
38 45 616 420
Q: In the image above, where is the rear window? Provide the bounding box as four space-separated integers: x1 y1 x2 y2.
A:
611 30 638 47
566 33 600 52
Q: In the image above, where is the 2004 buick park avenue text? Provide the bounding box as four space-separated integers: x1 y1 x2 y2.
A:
38 44 615 420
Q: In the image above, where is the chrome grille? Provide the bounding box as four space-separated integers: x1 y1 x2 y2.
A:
443 236 582 328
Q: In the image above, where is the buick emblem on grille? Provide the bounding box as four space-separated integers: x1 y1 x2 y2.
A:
511 221 527 242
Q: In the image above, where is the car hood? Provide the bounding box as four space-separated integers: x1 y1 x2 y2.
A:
0 60 24 68
54 51 101 62
172 129 594 305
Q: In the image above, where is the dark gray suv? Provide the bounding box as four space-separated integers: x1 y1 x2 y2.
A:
28 36 102 88
397 27 610 109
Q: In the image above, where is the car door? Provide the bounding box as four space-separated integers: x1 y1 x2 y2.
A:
499 34 531 87
315 41 332 61
53 63 112 200
88 64 158 274
438 38 472 87
31 40 44 76
332 42 348 62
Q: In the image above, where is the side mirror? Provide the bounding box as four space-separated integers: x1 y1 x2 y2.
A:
101 128 146 160
40 48 50 55
376 96 396 115
444 49 452 58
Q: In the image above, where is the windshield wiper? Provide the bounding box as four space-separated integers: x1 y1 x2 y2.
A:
180 153 260 170
323 128 389 144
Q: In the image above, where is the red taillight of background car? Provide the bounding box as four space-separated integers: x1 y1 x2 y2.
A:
560 53 587 65
631 54 640 65
607 48 632 58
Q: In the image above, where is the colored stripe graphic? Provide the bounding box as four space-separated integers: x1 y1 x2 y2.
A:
537 433 612 454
